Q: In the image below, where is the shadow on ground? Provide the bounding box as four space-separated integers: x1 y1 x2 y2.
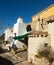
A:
0 47 8 54
0 56 14 65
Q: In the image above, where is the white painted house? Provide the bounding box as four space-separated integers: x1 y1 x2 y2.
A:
13 17 27 37
5 17 27 41
13 17 28 49
4 17 28 49
4 27 13 42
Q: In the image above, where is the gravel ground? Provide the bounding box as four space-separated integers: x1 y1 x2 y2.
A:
0 49 33 65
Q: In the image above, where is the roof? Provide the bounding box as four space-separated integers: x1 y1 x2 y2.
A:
13 32 31 40
32 4 54 17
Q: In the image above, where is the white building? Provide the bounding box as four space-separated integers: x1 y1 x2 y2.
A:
4 17 28 49
4 27 13 42
13 17 27 37
4 17 27 41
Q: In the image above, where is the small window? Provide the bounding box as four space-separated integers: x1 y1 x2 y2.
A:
41 35 43 37
11 30 13 32
44 43 48 47
14 33 16 36
37 34 39 37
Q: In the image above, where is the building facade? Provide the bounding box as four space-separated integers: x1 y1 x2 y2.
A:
13 17 27 37
5 17 27 41
4 17 29 49
28 4 54 64
4 27 13 42
31 4 54 31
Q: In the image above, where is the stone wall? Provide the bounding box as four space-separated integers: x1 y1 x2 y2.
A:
28 33 50 63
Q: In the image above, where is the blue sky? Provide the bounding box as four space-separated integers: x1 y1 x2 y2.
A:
0 0 54 34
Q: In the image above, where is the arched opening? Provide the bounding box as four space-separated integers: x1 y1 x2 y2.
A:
26 25 32 32
24 25 32 45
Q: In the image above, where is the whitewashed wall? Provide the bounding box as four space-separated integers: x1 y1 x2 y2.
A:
48 22 54 34
28 35 50 63
13 17 27 37
5 28 13 41
48 22 54 51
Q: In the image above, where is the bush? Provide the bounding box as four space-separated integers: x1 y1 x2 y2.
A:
38 44 54 64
